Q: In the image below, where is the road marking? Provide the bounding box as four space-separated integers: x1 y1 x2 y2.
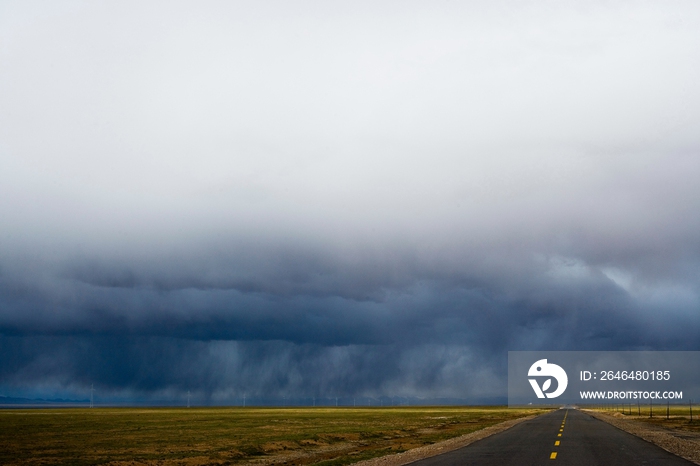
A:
551 410 568 458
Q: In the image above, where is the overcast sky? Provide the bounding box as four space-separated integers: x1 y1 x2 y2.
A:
1 0 699 403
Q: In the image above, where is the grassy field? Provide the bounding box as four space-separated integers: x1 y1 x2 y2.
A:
592 404 700 433
0 406 544 466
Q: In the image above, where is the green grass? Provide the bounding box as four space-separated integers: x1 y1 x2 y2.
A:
0 406 545 466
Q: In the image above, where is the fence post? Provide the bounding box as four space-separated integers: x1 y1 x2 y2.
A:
650 400 653 418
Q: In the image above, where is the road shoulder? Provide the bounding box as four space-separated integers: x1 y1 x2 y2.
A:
584 410 700 465
351 413 538 466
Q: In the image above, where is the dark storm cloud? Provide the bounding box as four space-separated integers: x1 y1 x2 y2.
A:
1 237 698 400
0 335 507 402
1 1 700 400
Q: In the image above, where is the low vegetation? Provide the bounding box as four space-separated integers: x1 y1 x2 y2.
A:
593 404 700 434
0 406 544 466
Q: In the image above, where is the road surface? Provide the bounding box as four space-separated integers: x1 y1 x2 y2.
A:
409 409 694 466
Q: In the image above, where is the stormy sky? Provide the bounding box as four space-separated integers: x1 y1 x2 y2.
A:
1 1 699 404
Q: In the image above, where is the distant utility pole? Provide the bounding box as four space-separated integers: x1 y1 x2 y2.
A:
90 384 94 408
243 394 246 408
336 397 338 407
187 391 190 408
313 396 315 407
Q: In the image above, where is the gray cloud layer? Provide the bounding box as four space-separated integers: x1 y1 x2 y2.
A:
1 1 699 401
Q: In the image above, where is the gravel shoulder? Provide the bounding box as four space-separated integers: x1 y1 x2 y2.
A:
351 414 538 466
584 410 700 465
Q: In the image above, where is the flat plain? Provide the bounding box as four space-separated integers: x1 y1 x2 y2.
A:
594 404 700 433
0 406 543 466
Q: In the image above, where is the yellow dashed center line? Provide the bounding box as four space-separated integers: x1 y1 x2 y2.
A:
550 409 568 459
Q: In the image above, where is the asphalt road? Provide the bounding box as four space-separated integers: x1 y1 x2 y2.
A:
409 409 695 466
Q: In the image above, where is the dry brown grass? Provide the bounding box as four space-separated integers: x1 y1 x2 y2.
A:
594 404 700 433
